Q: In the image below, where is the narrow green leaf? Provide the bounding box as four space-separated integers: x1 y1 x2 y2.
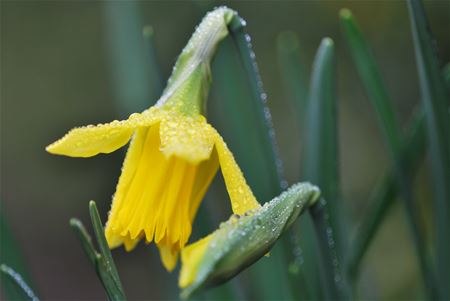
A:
0 208 35 300
95 258 126 301
142 25 164 99
71 208 125 301
276 31 322 300
407 0 450 297
227 15 287 194
0 264 39 301
348 109 427 278
340 9 401 152
210 39 273 198
340 9 436 297
103 1 161 115
69 218 100 267
88 201 124 295
303 38 346 299
347 69 450 285
276 31 309 124
309 199 342 299
443 63 450 90
304 37 341 251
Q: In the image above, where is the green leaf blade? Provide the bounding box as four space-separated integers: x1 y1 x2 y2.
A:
0 264 39 301
339 9 401 152
88 201 125 296
276 31 309 124
103 1 162 115
228 15 287 194
303 37 347 299
0 207 36 300
348 109 427 279
407 0 450 297
69 218 99 267
304 37 338 205
340 9 437 298
70 205 126 301
276 31 322 300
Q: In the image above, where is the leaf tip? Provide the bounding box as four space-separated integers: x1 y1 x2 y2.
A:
142 25 154 38
0 263 7 272
321 37 335 49
89 200 97 211
69 218 82 228
339 8 353 20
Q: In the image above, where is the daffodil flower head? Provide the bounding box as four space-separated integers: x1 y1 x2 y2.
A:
46 6 260 271
178 183 321 298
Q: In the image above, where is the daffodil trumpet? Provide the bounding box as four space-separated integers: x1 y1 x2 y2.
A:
179 183 321 298
46 7 260 271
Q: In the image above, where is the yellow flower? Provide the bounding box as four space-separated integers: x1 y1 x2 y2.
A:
46 6 260 272
47 105 259 271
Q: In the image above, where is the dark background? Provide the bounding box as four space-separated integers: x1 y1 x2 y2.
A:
1 1 449 300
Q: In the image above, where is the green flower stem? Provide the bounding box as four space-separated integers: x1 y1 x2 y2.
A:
407 0 450 298
0 264 39 301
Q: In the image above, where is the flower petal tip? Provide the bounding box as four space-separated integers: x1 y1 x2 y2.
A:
159 246 179 272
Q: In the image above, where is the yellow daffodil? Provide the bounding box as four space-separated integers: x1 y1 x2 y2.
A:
178 183 320 298
46 7 260 271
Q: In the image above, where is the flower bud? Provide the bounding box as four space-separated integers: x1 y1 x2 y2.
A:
179 182 320 298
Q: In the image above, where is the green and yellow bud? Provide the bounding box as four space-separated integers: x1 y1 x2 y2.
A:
179 183 321 298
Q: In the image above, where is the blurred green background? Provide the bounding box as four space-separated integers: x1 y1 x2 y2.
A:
1 1 449 300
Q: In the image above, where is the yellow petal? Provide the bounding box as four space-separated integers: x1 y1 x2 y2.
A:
159 111 215 164
118 126 169 240
123 233 141 251
163 161 197 247
105 127 150 248
213 130 261 215
189 147 219 221
159 245 180 272
155 159 188 244
179 234 212 288
105 124 170 246
105 228 125 249
104 119 218 272
46 108 161 157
